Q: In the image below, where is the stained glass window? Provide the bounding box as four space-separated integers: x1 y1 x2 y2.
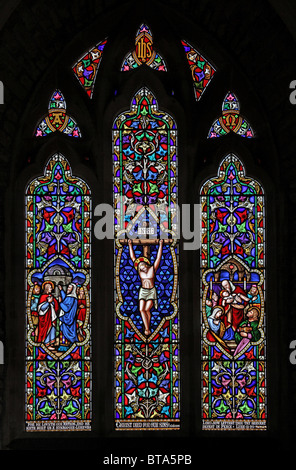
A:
181 39 216 101
25 153 91 431
200 153 266 431
121 24 167 71
35 90 81 137
208 92 254 138
113 87 180 430
72 38 108 98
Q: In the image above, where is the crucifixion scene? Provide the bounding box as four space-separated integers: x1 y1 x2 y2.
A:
113 88 179 428
128 238 163 335
117 236 175 338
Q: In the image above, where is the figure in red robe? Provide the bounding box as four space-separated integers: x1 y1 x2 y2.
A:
76 286 87 341
218 279 249 331
37 281 59 350
30 282 41 337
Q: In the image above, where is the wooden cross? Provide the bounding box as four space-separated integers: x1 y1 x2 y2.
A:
119 238 174 260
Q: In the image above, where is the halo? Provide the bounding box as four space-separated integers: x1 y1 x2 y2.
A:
134 256 150 270
41 280 55 291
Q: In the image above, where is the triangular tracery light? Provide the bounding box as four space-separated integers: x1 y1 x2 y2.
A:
72 38 108 98
35 90 81 138
208 92 254 138
121 24 167 71
181 39 216 101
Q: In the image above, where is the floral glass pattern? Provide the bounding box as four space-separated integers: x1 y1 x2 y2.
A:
72 38 108 98
181 39 216 101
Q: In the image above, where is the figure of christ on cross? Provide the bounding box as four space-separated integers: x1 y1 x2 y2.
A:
128 238 164 336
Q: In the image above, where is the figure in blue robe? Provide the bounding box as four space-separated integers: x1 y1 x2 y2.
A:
58 283 78 344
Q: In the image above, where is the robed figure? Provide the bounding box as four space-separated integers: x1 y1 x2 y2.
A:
218 279 249 331
37 281 59 349
58 283 78 344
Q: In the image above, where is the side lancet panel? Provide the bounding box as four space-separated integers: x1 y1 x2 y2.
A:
200 154 267 431
25 153 92 431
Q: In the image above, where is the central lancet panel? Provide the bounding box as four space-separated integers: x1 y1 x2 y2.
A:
113 87 180 430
